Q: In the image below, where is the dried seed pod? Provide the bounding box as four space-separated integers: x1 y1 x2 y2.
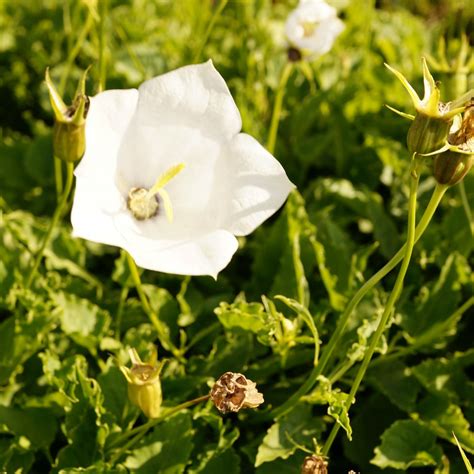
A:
301 455 328 474
210 372 264 414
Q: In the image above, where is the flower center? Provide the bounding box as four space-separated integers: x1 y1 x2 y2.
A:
127 187 159 220
126 163 185 222
301 20 318 37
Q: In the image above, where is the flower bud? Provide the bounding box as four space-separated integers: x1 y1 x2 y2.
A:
120 348 164 419
386 58 473 155
210 372 264 414
301 455 328 474
407 113 452 155
432 102 474 186
45 68 90 162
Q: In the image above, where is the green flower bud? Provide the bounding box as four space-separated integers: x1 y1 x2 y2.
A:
45 68 90 162
432 102 473 186
385 58 473 155
120 348 164 419
407 113 452 155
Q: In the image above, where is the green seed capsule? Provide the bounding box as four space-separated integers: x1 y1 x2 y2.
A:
407 113 452 155
53 120 86 163
433 151 473 186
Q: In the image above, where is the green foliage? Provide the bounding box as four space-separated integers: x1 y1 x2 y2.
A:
372 420 443 469
0 0 473 472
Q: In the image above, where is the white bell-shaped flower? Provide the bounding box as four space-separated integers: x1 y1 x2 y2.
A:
285 0 344 57
71 61 294 278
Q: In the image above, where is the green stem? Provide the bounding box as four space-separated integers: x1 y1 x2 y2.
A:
193 0 229 63
266 62 293 155
125 253 183 361
97 0 108 92
54 157 63 200
270 182 448 419
458 180 474 236
25 162 74 289
108 394 210 460
322 169 420 455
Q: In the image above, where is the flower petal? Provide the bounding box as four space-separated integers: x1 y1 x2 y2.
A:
71 89 138 246
115 214 239 277
134 61 241 140
221 133 294 236
75 89 138 180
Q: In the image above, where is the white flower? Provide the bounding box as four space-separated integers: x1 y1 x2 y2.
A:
71 61 294 278
285 0 344 57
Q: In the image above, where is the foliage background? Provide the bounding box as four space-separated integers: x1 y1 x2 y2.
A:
0 0 473 472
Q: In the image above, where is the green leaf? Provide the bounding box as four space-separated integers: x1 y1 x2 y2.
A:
412 351 474 405
402 254 468 339
303 376 352 439
188 411 240 473
368 360 422 412
372 420 443 469
52 292 111 352
418 394 474 454
0 406 58 448
0 438 35 473
0 307 56 384
40 354 109 468
255 404 324 466
124 411 194 473
215 295 275 346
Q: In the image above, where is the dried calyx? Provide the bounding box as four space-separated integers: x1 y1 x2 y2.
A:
210 372 264 414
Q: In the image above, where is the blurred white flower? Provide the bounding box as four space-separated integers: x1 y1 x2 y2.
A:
285 0 344 58
72 61 293 278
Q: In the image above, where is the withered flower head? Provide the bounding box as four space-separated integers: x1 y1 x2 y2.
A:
210 372 264 414
301 455 328 474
